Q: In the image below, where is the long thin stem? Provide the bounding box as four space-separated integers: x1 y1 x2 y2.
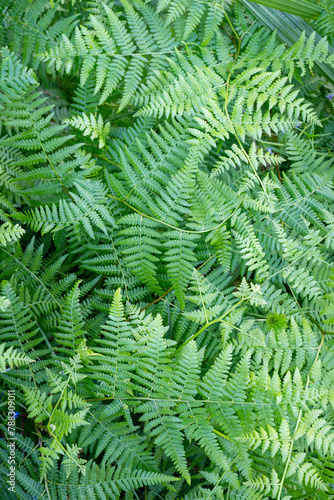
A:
174 298 245 355
277 332 325 500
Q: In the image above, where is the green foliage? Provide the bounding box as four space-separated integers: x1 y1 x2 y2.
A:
0 222 25 246
1 0 334 499
249 0 323 19
0 343 34 372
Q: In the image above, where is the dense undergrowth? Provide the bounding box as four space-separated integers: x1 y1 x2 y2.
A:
1 0 334 498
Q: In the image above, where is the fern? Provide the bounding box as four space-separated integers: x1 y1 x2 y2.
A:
1 0 334 499
64 113 111 148
0 222 25 245
0 343 34 372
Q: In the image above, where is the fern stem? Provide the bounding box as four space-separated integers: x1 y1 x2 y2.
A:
47 362 76 430
106 194 242 234
224 57 271 203
92 153 120 167
30 120 74 202
44 479 52 500
262 226 334 285
213 428 231 441
224 12 240 43
174 298 246 355
277 332 325 500
277 408 303 500
0 248 62 308
139 286 173 312
0 13 54 42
